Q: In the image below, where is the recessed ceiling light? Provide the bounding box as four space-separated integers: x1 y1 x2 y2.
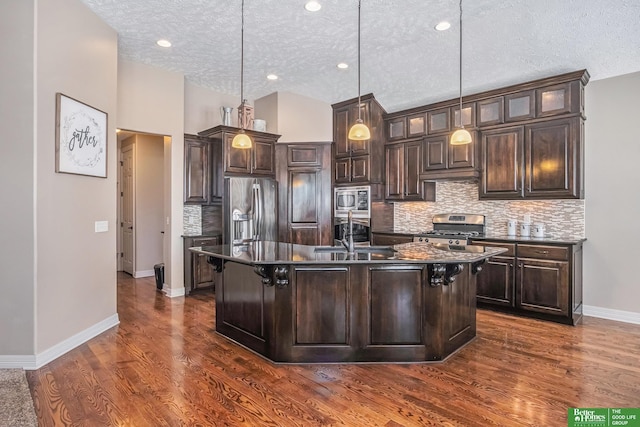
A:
267 74 278 80
156 39 172 47
337 63 349 69
435 21 451 31
305 1 321 12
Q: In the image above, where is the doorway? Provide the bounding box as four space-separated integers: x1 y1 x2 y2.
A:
118 130 166 278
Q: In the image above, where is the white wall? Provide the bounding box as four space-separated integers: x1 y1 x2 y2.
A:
36 0 119 354
0 0 36 357
254 92 279 135
117 60 185 296
254 91 333 142
184 81 244 134
584 71 640 318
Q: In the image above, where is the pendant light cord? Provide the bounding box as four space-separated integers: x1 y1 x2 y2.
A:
240 0 245 130
458 0 463 126
357 0 362 122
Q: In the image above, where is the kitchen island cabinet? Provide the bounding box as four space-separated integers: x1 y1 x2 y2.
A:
191 241 505 363
470 238 583 325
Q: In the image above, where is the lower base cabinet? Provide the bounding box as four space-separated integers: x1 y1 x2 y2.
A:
184 235 221 295
471 239 582 325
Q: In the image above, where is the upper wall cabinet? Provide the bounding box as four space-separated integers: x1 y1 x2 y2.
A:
479 117 583 200
198 125 280 179
184 134 211 204
332 94 386 199
383 69 589 196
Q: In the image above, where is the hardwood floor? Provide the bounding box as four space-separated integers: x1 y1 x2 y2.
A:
28 272 640 426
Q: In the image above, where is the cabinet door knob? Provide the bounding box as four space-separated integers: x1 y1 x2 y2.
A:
535 250 549 254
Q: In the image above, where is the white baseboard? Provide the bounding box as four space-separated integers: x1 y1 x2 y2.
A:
164 286 185 298
0 314 120 370
134 269 154 278
583 305 640 325
0 355 37 369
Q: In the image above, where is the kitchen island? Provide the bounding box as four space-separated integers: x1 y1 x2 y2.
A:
190 241 506 363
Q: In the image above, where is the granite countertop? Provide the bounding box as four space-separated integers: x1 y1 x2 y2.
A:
473 233 586 245
189 241 507 265
182 232 222 238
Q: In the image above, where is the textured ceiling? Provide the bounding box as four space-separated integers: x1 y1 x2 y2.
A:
81 0 640 113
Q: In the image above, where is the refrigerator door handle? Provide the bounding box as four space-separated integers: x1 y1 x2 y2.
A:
254 182 262 239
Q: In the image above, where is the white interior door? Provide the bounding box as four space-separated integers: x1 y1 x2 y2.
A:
122 144 135 275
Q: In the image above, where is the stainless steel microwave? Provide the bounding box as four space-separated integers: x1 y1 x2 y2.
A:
334 185 371 219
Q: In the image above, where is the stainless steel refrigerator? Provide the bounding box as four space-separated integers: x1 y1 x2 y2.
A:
223 177 278 245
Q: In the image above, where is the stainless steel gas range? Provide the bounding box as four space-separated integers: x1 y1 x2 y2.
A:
413 213 485 245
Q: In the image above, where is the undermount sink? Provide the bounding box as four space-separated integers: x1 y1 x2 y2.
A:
314 246 397 254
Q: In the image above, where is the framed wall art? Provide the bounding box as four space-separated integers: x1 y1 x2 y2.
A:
55 93 108 178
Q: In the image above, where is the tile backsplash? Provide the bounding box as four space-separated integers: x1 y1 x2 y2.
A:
183 204 223 236
183 205 202 235
393 181 585 238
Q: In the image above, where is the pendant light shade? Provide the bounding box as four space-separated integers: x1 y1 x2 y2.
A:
348 120 371 140
232 0 252 149
348 0 370 141
450 128 473 145
450 0 472 146
231 130 252 149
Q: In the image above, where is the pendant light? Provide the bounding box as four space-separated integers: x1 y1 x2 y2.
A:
450 0 472 145
347 0 371 141
232 0 252 149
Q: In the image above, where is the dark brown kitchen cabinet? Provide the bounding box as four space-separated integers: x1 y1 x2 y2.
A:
470 239 582 325
421 134 478 180
334 102 370 157
451 102 476 129
480 126 524 199
427 107 450 135
224 133 275 176
386 116 406 141
184 235 221 295
197 125 280 178
505 90 535 122
480 117 582 199
477 97 504 126
276 143 332 246
407 113 426 137
471 242 515 307
385 141 434 201
184 134 210 204
332 94 386 199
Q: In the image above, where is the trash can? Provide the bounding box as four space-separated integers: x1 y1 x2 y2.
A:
154 263 164 290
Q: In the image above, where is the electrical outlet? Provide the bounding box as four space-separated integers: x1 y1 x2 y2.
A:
405 213 411 221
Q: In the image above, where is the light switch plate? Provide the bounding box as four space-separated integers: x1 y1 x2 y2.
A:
95 220 109 233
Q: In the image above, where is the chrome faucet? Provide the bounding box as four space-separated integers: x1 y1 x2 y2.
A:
341 210 355 254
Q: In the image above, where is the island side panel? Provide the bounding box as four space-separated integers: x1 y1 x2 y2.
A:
424 265 478 361
280 265 354 363
216 261 275 356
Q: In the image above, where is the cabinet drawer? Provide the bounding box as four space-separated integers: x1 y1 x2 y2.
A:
193 237 220 247
471 241 516 257
517 244 568 261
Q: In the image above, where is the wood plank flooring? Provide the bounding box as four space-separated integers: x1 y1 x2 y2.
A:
27 272 640 426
